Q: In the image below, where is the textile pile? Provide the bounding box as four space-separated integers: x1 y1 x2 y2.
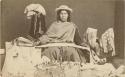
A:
2 42 125 77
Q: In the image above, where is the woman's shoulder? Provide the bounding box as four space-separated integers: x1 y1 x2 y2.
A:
51 21 58 25
69 22 78 28
69 22 75 25
49 21 59 27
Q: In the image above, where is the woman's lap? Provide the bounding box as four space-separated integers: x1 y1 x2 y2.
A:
42 46 86 62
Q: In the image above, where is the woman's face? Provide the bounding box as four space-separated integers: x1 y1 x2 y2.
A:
59 10 68 22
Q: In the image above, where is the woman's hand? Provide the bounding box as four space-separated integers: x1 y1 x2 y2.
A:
33 40 41 46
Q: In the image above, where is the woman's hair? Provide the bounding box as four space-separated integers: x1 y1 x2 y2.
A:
56 9 71 22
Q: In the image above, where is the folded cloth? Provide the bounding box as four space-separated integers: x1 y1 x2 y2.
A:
24 4 46 17
12 37 34 47
100 28 115 56
86 28 98 48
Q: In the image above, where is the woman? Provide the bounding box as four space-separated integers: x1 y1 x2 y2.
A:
34 5 86 62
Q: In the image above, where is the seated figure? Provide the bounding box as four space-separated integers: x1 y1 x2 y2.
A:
34 5 87 62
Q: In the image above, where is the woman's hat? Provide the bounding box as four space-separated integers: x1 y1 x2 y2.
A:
55 5 73 13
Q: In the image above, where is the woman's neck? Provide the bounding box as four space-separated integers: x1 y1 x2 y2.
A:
58 20 68 23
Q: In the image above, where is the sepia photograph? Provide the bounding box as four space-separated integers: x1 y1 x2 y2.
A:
0 0 125 77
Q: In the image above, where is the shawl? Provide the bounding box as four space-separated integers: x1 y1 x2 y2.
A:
39 21 76 43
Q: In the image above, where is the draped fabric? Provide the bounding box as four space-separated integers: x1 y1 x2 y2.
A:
2 43 40 77
100 28 115 56
29 13 46 39
74 28 83 45
39 21 77 43
2 43 117 77
83 28 115 64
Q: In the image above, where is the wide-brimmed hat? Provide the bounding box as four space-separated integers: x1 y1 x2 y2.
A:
55 5 73 13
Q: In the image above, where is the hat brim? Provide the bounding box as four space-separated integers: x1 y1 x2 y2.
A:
55 8 73 13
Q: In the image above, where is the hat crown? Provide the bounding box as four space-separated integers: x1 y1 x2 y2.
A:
55 5 73 12
59 5 69 9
